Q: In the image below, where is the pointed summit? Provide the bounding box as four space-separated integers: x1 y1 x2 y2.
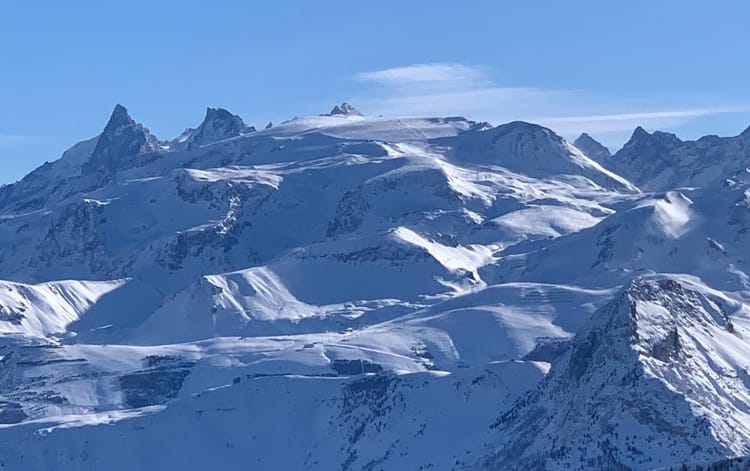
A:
265 121 273 130
187 107 249 147
573 132 611 162
622 126 652 148
632 126 649 138
325 102 362 117
609 126 684 190
103 104 136 133
622 126 681 150
83 104 158 182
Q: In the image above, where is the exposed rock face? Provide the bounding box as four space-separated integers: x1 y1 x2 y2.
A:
83 104 160 183
607 126 750 191
325 102 362 116
481 277 750 470
187 107 251 147
574 132 611 162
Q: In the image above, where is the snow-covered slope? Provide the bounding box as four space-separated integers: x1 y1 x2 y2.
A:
0 278 125 337
439 121 637 192
2 103 750 470
481 276 750 470
483 180 750 293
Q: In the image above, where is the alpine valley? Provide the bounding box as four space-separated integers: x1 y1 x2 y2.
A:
2 102 750 470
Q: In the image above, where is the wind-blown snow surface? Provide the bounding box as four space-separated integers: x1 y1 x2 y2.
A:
2 104 750 469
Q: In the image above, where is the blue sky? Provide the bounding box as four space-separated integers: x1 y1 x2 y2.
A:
2 1 750 183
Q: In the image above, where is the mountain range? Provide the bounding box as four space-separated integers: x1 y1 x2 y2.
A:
1 103 750 470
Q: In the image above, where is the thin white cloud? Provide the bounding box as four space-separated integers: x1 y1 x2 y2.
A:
356 63 486 87
353 63 750 143
355 64 576 121
366 86 562 117
537 106 750 125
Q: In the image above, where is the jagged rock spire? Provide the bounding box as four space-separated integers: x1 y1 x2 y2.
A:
325 102 362 117
103 104 136 132
82 104 158 182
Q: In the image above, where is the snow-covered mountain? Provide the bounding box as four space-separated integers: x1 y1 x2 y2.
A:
1 103 750 470
482 276 750 470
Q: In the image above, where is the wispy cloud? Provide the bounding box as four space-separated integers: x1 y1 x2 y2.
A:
355 63 560 117
533 107 750 137
356 63 487 89
538 107 750 124
353 63 750 144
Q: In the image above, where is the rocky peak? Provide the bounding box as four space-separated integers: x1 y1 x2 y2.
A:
621 126 682 150
484 276 744 469
632 125 650 139
573 132 611 162
103 104 136 133
606 126 686 190
325 102 362 117
187 107 250 147
83 104 159 182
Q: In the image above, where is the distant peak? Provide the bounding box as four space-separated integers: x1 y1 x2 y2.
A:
204 107 238 121
573 132 611 161
265 121 273 130
103 104 135 132
112 103 129 116
85 104 158 182
325 102 362 117
621 126 653 147
201 107 246 127
186 107 247 147
623 126 682 149
632 126 650 139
